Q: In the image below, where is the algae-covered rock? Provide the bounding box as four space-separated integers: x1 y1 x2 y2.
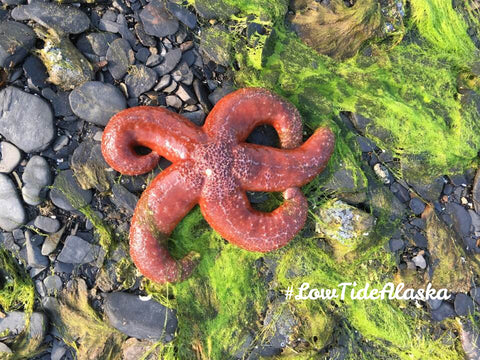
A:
34 27 93 90
315 199 376 258
193 0 239 20
199 26 231 67
424 206 472 293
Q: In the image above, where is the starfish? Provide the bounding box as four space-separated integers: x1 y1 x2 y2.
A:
102 88 335 283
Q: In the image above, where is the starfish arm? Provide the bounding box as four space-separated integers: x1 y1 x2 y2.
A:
130 163 201 283
204 88 303 148
200 187 308 252
238 127 335 192
102 106 205 176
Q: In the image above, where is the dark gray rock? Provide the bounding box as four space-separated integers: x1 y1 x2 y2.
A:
0 174 26 232
111 184 138 215
166 2 197 29
125 64 158 98
12 2 90 34
445 202 472 237
57 235 99 264
41 226 64 256
70 81 126 126
49 170 93 212
406 175 444 203
471 287 480 305
412 232 428 248
153 48 182 76
26 230 48 269
390 182 410 203
23 56 48 88
193 79 212 112
182 110 206 126
0 21 35 68
43 274 62 295
140 0 179 38
41 89 73 118
106 38 135 80
176 84 196 105
0 232 20 253
0 87 55 153
409 198 425 215
454 293 475 316
431 302 456 321
104 292 177 341
155 74 171 91
135 22 156 47
388 238 404 252
171 62 193 85
22 156 51 206
472 168 480 213
76 32 119 60
427 298 443 311
34 216 60 234
356 135 376 152
208 84 234 105
0 141 21 174
136 47 151 63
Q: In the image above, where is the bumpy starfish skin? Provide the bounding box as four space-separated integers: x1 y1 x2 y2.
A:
101 88 335 283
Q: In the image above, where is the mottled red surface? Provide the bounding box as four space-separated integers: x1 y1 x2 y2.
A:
102 88 335 283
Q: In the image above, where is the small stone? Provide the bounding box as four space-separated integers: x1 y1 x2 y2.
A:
390 182 410 203
388 238 404 252
472 287 480 305
104 292 177 341
193 79 212 112
0 174 26 231
111 184 138 215
155 74 171 91
431 302 456 321
409 198 425 215
43 275 63 295
166 94 182 109
53 135 69 152
76 32 119 59
51 340 67 360
23 56 48 88
166 2 197 29
427 298 443 310
0 21 35 68
22 156 52 206
163 80 178 93
412 232 428 248
0 87 55 153
57 235 99 264
26 231 49 269
41 226 65 256
171 62 193 85
140 0 179 38
135 22 156 47
125 64 158 98
34 216 60 234
106 38 135 80
182 110 206 126
12 2 90 34
70 81 127 126
445 202 472 237
454 293 475 316
207 84 234 105
41 89 73 117
0 142 21 173
146 53 162 67
49 170 93 212
136 47 151 63
411 254 426 269
373 163 390 184
176 84 196 105
153 48 182 76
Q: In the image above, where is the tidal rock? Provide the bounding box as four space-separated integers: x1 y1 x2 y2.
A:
26 230 48 269
444 202 472 237
34 216 60 234
125 64 158 98
315 200 375 257
409 197 425 215
0 312 46 344
22 156 51 206
104 292 177 341
0 174 26 231
71 140 113 191
106 38 135 80
199 26 231 67
171 62 194 86
411 254 426 269
57 235 99 264
0 87 55 153
153 48 182 76
389 238 404 252
76 32 119 61
111 184 138 215
49 170 92 212
472 167 480 213
43 274 63 295
23 56 48 88
176 84 196 105
41 226 65 256
12 2 90 34
70 82 126 126
166 2 197 29
207 84 234 105
139 0 179 38
431 302 456 322
454 293 475 316
0 142 21 173
460 320 480 360
0 21 35 67
166 94 182 109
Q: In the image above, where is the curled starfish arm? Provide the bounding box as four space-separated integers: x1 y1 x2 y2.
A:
130 163 201 283
239 127 335 192
200 187 308 252
204 88 303 148
102 106 205 176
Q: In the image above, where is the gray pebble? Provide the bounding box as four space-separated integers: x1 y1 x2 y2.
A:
153 48 182 76
140 0 179 38
41 226 64 256
409 197 425 215
22 156 51 206
171 61 193 85
388 238 404 252
111 184 138 215
0 142 21 173
26 230 49 269
182 110 206 126
166 2 197 29
431 302 456 321
125 64 158 98
155 74 171 91
454 293 475 316
106 38 135 80
69 81 126 126
34 216 60 234
166 94 182 109
208 84 234 105
0 174 26 231
57 235 99 264
49 170 92 212
176 84 196 105
0 21 35 68
43 275 63 295
411 254 426 269
0 87 55 153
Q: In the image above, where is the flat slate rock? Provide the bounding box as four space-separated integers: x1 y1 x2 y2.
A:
166 2 197 29
0 174 26 231
0 141 21 173
0 312 46 342
57 235 98 264
49 170 92 212
76 32 119 58
106 38 135 80
22 155 51 206
140 0 179 38
69 81 126 126
12 2 90 34
104 292 177 341
153 48 182 76
0 21 35 68
0 87 55 153
125 64 158 98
